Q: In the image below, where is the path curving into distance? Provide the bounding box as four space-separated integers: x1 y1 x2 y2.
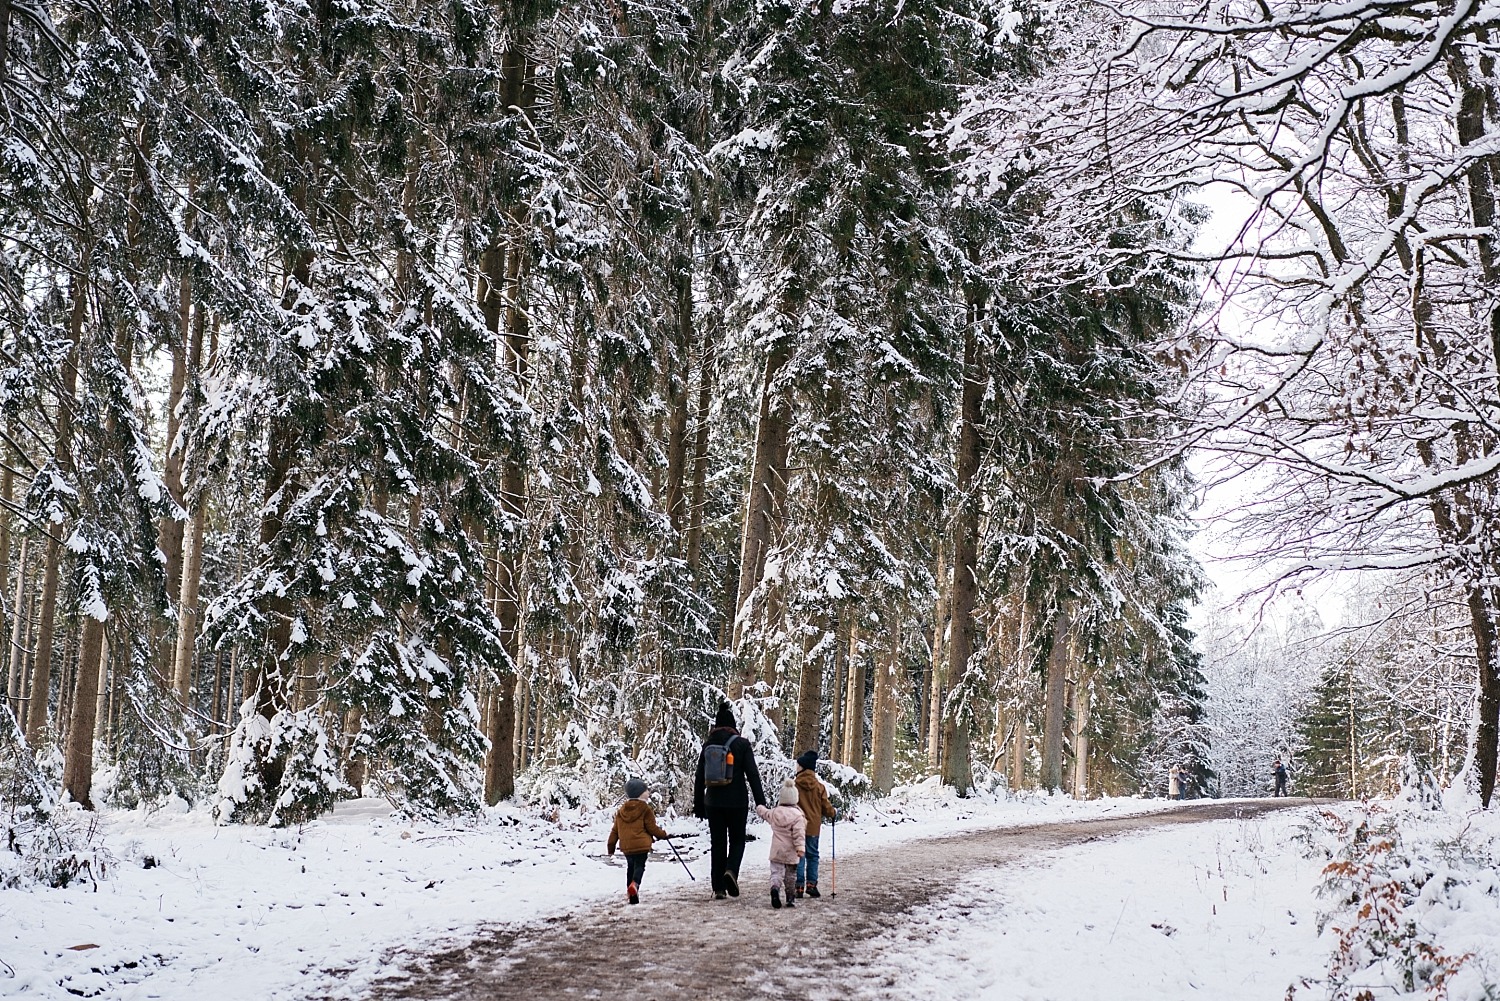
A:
339 799 1322 1001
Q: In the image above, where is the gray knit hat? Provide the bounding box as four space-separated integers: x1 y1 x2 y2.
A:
625 777 648 799
778 781 799 807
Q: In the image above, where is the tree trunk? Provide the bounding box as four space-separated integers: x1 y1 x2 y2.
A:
252 421 299 733
664 267 693 537
94 634 109 748
731 342 792 691
871 624 899 795
160 273 192 605
1071 669 1091 799
0 0 10 83
24 536 61 745
61 617 105 808
827 614 846 763
5 538 25 720
25 275 86 745
685 345 715 574
482 42 536 806
1467 587 1500 805
1452 58 1500 806
927 547 948 772
842 620 865 772
1010 708 1027 791
941 318 984 794
344 706 366 795
0 440 10 666
173 503 207 702
1041 607 1070 793
793 623 824 756
171 303 207 703
517 674 531 771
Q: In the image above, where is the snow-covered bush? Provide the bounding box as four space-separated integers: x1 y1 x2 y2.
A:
1 709 113 889
213 704 348 827
1298 775 1500 1000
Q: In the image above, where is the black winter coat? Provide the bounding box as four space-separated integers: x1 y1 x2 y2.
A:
693 726 766 815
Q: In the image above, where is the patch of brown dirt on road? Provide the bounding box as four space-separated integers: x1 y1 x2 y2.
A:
350 800 1320 1000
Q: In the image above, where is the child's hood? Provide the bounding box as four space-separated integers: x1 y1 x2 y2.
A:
766 804 804 827
616 799 651 823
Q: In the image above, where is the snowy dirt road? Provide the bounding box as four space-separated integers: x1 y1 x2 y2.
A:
348 799 1320 1000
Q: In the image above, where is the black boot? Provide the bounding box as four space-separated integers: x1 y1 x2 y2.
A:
724 871 740 897
771 887 782 909
806 882 821 899
714 889 727 900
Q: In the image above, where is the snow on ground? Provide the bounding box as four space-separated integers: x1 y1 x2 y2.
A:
859 805 1328 1000
0 782 1171 1000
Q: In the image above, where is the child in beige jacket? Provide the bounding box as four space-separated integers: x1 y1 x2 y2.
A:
754 780 807 909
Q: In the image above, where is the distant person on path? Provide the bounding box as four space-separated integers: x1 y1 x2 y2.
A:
754 780 807 909
693 702 767 900
607 777 671 905
793 749 836 899
1169 763 1183 801
1273 758 1289 797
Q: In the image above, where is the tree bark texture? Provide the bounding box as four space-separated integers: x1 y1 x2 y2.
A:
664 268 693 537
793 624 824 756
1041 608 1070 793
685 346 714 573
871 625 899 795
731 342 792 691
842 620 865 772
941 320 983 794
1071 669 1091 799
827 614 846 763
1452 57 1500 806
62 616 105 807
160 273 191 604
173 503 207 701
5 537 24 720
25 274 86 745
483 143 533 804
927 546 948 772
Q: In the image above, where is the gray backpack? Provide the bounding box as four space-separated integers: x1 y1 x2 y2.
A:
703 738 737 788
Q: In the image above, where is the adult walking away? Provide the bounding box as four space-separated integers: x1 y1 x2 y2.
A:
693 702 767 899
1272 758 1288 797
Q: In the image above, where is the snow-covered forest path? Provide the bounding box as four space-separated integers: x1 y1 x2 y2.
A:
345 799 1319 1000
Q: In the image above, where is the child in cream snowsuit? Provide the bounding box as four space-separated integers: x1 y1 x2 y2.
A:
754 781 807 909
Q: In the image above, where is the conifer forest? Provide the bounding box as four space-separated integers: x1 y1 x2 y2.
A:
4 0 1500 889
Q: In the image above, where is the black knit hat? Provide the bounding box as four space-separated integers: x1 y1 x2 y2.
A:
625 777 647 798
797 750 818 771
714 701 736 729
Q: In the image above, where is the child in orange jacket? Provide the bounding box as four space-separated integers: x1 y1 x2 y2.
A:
607 777 670 904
